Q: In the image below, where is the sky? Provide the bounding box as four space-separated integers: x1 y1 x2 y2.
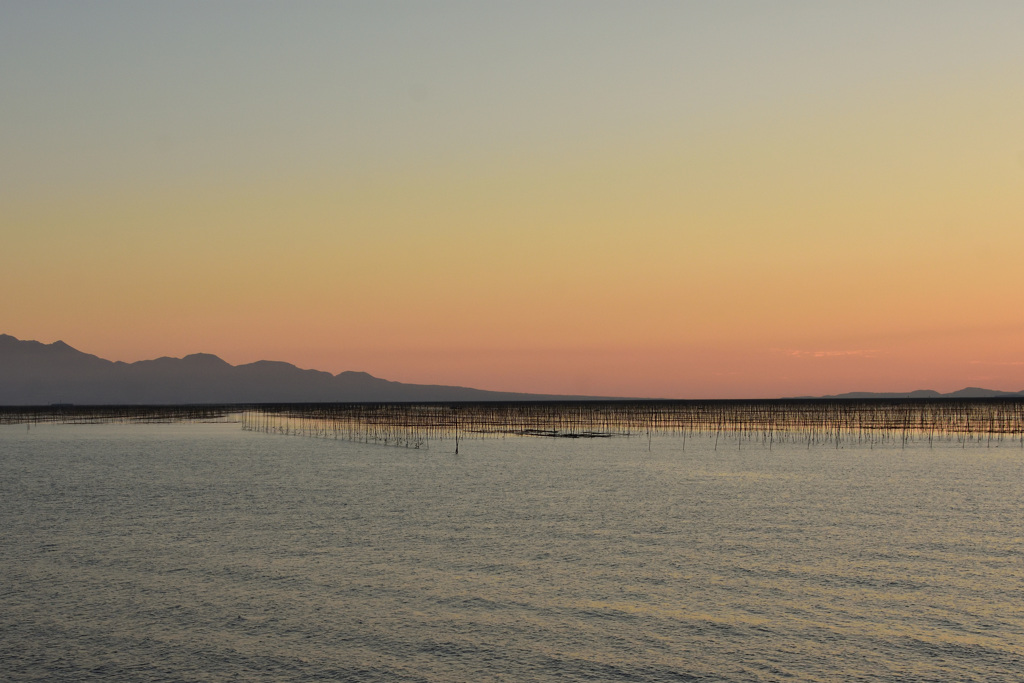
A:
3 1 1023 398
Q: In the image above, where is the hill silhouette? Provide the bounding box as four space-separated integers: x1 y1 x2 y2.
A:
820 388 1024 399
3 334 1022 405
0 335 584 405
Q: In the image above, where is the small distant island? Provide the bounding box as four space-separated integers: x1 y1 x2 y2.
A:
816 388 1024 399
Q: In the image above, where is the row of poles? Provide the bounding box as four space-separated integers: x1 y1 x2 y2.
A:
4 400 1023 449
0 405 235 425
238 399 1024 450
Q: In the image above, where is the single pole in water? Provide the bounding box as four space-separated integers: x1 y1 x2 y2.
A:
453 406 460 454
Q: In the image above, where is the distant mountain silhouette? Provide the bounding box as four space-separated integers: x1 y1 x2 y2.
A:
0 334 588 405
4 334 1023 405
820 388 1024 399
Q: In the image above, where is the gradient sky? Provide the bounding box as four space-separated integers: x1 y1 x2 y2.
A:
3 1 1023 398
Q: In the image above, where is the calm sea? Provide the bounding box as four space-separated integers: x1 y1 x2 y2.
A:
2 422 1022 681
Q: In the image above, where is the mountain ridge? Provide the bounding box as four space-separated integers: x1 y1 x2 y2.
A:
0 334 588 405
2 334 1022 404
817 387 1024 399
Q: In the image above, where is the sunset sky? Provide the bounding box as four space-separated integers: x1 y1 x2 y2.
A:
3 1 1023 398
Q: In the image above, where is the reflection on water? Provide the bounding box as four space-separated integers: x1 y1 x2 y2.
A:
2 422 1023 681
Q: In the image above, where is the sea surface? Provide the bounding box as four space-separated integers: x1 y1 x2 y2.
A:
2 422 1023 681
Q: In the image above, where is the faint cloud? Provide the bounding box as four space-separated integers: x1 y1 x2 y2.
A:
784 349 879 359
969 360 1024 366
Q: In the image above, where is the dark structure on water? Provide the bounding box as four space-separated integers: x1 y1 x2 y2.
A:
5 399 1024 450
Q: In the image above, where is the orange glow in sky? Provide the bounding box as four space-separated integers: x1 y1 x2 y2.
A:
3 3 1024 398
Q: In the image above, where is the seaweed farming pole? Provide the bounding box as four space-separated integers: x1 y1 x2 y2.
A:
231 398 1024 449
453 406 460 455
0 405 242 425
